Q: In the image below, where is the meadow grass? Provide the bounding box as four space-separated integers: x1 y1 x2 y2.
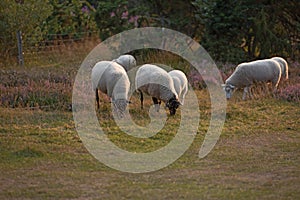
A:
0 50 299 199
0 92 299 199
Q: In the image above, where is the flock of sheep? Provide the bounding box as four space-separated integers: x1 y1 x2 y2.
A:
91 54 289 117
91 55 187 117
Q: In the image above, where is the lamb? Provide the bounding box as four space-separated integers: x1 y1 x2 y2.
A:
168 70 188 105
135 64 181 115
222 59 282 100
271 57 289 80
113 54 136 72
91 61 131 117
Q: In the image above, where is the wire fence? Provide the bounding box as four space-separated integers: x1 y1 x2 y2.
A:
0 31 100 68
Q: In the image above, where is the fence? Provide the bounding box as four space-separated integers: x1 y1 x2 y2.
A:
1 31 100 67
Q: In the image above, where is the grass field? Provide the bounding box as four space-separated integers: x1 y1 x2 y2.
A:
0 51 300 199
0 91 299 199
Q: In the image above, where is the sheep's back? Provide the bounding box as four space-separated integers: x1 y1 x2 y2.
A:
227 59 281 87
242 60 280 81
91 61 111 92
136 64 177 101
92 61 129 98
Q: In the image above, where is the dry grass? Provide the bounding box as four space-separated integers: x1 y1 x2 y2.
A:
0 91 299 199
0 48 300 199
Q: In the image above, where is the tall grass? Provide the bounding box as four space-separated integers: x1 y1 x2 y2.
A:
1 42 300 110
0 43 299 199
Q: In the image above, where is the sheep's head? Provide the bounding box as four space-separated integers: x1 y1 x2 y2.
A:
222 83 235 99
112 99 130 118
166 97 181 115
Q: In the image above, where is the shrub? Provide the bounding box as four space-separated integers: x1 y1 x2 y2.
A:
278 83 300 102
188 68 227 89
0 68 74 110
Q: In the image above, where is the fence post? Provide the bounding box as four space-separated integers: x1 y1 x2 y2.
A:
17 30 24 66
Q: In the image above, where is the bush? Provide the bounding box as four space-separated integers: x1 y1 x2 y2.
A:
278 84 300 102
0 68 74 110
188 68 227 89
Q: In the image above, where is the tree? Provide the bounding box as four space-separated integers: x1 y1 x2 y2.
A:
245 0 300 59
0 0 52 57
193 0 247 62
193 0 300 62
94 0 202 41
94 0 137 41
44 0 97 40
133 0 201 38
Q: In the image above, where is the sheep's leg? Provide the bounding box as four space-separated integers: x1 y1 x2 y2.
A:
272 85 278 98
152 97 160 112
180 93 186 105
259 83 266 97
272 79 280 97
242 87 249 100
248 86 253 99
95 89 100 109
139 90 144 109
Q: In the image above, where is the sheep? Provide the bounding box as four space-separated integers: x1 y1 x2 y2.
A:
113 54 136 72
91 61 131 117
222 59 282 100
168 70 188 105
271 57 289 80
135 64 181 115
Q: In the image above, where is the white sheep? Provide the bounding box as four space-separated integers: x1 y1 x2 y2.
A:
91 61 130 117
113 54 136 72
168 70 188 105
271 57 289 80
222 59 282 100
135 64 181 115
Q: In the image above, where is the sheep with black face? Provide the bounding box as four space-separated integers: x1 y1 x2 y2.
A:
168 70 188 105
135 64 181 115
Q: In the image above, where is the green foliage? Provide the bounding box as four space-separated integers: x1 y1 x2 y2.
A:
95 0 202 41
246 1 297 59
193 0 252 62
95 0 139 40
1 0 299 64
44 0 97 39
136 0 202 37
193 0 300 62
0 0 52 56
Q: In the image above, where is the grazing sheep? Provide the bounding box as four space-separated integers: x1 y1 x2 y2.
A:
91 61 130 117
135 64 181 115
222 59 282 100
271 57 289 80
113 54 136 72
168 70 188 105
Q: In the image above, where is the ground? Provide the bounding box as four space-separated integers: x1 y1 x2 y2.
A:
0 90 299 199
